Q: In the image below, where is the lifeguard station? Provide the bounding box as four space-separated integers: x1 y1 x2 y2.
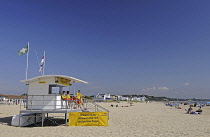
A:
11 75 109 127
21 75 87 110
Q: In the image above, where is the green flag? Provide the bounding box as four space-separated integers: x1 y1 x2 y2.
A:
18 45 28 55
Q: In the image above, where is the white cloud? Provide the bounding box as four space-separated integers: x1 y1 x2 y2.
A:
142 86 169 92
152 87 156 90
157 87 169 91
184 83 190 86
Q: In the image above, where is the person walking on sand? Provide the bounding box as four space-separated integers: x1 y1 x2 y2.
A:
76 90 84 108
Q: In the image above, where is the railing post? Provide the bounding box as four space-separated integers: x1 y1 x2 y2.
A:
85 99 87 108
20 97 22 112
30 95 33 111
42 95 44 110
26 95 28 109
54 95 56 110
95 105 96 112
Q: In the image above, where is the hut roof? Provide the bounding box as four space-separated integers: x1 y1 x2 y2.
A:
20 75 88 84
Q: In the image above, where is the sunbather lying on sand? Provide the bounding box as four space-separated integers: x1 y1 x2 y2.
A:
185 106 202 114
196 107 202 113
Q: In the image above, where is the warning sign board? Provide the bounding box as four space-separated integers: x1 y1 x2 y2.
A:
69 112 108 126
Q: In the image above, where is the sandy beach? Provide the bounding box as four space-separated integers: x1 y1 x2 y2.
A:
1 102 210 137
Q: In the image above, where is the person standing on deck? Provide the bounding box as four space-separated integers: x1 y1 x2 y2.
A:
61 91 67 108
61 91 66 100
76 90 84 108
66 91 71 108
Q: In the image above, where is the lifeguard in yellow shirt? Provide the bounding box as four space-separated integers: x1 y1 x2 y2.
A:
76 90 84 108
66 91 71 108
61 91 66 100
61 91 67 108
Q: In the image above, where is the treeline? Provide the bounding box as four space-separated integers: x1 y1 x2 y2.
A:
143 95 210 101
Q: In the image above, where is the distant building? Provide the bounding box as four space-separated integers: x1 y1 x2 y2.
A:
0 96 6 101
119 95 130 101
92 93 147 101
115 95 122 100
93 94 111 101
110 95 118 100
132 95 147 101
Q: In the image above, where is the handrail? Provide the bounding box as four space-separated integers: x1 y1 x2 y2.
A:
90 102 110 112
20 95 109 114
22 95 90 110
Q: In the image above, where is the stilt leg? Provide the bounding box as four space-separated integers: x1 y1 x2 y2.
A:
65 113 67 126
42 113 44 127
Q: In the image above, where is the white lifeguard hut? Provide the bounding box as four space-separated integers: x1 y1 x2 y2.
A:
20 75 87 110
12 75 109 127
11 75 89 127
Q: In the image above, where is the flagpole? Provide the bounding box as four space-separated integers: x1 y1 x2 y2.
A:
35 50 40 67
26 42 29 80
43 51 45 75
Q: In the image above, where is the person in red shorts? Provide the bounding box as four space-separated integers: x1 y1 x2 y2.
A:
76 90 84 108
66 91 72 108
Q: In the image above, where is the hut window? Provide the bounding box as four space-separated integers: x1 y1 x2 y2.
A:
49 85 59 94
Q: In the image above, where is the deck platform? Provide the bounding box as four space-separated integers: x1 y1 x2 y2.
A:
20 108 81 113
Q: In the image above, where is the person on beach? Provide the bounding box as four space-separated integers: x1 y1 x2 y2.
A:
66 91 72 108
61 91 66 100
194 102 197 107
61 91 67 108
196 107 202 113
186 105 193 114
76 90 85 108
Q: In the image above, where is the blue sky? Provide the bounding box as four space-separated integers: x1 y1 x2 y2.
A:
1 0 210 98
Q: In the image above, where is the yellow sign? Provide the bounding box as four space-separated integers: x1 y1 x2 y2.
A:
69 112 108 126
38 81 46 84
56 77 70 86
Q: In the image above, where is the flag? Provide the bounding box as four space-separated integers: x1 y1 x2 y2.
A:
39 64 43 72
39 55 45 72
18 45 28 55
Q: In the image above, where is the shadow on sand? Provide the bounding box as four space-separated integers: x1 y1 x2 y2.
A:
0 116 66 127
0 116 12 126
